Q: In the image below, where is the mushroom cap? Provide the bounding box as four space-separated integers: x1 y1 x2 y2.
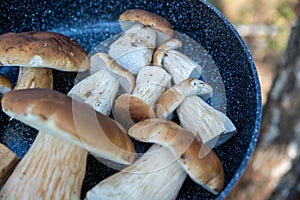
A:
113 93 156 130
119 9 173 45
156 78 213 119
90 53 135 93
0 31 89 72
0 74 12 94
1 88 136 165
128 118 224 194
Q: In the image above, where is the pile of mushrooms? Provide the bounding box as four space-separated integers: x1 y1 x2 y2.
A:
0 9 237 200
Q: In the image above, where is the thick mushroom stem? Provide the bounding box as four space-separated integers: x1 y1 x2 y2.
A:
177 96 237 148
0 134 87 199
109 24 156 74
162 49 203 84
14 67 53 90
0 144 19 188
132 66 171 109
86 145 187 200
113 66 171 129
68 70 120 116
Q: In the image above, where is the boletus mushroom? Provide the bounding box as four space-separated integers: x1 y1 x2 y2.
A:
0 88 136 199
68 53 135 115
109 9 173 74
85 119 224 199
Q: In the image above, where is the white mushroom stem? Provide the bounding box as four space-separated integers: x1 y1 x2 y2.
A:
14 67 53 90
0 144 19 187
68 70 119 116
109 24 156 74
0 134 87 199
177 96 237 148
132 66 171 109
86 143 187 200
162 50 202 84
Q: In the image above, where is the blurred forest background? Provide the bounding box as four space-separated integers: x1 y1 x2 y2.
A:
207 0 300 199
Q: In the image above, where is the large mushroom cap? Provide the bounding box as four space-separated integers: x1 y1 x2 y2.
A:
119 9 174 45
1 88 136 165
0 31 89 71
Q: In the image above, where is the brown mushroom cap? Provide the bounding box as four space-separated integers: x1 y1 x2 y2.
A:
128 118 224 194
0 74 12 93
113 93 156 130
119 9 174 40
0 31 89 72
1 88 135 165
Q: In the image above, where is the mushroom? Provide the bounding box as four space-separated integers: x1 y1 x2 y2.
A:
156 78 213 120
119 9 173 46
153 37 236 147
0 88 136 199
86 119 224 199
0 31 132 199
113 66 171 129
152 38 182 67
68 53 135 115
153 38 202 84
109 9 173 74
177 95 237 148
0 74 19 188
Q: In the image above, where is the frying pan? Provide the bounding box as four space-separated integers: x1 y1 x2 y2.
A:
0 0 262 199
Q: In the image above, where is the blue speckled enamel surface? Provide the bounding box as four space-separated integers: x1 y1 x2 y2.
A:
0 0 262 199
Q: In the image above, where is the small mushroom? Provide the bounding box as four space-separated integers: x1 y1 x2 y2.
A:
119 9 174 46
152 38 182 67
153 38 202 84
68 53 135 115
109 9 174 74
156 78 213 119
177 95 237 148
113 66 171 129
86 119 224 199
0 88 136 199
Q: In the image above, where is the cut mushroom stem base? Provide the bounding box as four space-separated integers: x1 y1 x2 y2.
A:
85 145 186 200
0 133 87 200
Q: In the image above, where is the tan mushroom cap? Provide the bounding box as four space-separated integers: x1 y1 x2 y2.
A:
0 31 89 72
156 78 213 119
0 74 12 94
1 88 136 165
113 93 156 130
90 53 135 93
119 9 174 39
128 118 224 194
